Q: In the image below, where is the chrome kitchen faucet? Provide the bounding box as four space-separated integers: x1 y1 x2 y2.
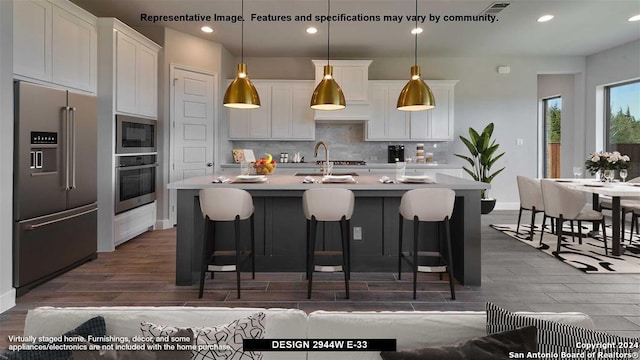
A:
314 141 330 176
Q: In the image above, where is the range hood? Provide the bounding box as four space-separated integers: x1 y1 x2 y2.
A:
312 60 372 122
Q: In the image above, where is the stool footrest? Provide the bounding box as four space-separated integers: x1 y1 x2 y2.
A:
314 265 343 272
207 264 236 272
417 265 447 273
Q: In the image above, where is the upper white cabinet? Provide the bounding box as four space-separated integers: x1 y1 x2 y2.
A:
228 82 272 139
112 22 159 118
366 80 458 141
228 80 315 140
409 81 458 141
367 81 410 140
312 60 372 121
14 0 97 93
313 60 372 103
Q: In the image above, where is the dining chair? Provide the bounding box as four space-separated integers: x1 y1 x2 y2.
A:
540 180 608 256
599 176 640 243
516 176 546 241
198 188 255 299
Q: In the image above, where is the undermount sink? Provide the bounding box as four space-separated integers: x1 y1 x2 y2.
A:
294 172 359 176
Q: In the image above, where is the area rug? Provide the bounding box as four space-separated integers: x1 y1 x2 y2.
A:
490 223 640 273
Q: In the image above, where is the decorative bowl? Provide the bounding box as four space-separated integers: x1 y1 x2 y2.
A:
253 162 276 175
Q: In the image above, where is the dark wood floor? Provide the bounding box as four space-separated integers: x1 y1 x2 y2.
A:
1 210 639 352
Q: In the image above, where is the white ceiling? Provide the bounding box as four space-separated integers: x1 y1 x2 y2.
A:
71 0 640 58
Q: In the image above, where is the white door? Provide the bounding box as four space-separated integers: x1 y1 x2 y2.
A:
170 67 215 224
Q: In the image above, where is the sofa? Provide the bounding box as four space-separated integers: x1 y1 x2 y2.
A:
13 305 601 360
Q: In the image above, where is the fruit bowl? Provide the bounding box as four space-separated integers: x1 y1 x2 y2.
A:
253 162 276 175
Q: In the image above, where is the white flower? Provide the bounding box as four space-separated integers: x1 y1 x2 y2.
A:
622 155 630 162
591 155 600 162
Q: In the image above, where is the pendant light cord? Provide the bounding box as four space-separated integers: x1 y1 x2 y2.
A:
327 0 331 66
241 0 244 63
414 0 418 67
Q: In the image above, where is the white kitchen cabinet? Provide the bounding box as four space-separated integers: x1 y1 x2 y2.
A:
228 80 315 140
313 60 371 103
271 82 315 139
14 0 96 93
229 82 272 139
409 81 458 141
367 81 410 140
312 60 372 121
95 18 160 252
115 31 137 114
366 80 458 141
114 26 159 117
136 45 158 117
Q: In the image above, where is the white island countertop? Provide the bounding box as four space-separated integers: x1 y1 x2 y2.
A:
167 171 488 191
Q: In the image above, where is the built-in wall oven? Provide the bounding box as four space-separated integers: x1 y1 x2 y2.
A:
116 115 156 154
115 154 157 214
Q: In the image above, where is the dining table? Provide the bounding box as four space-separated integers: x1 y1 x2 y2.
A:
556 178 640 256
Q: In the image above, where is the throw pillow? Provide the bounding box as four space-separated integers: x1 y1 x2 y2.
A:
72 328 194 360
140 312 266 360
486 302 640 358
0 316 106 360
379 325 537 360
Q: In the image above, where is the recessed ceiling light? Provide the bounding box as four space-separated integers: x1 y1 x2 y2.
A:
201 26 214 33
411 27 423 35
306 27 318 34
629 14 640 22
537 14 554 22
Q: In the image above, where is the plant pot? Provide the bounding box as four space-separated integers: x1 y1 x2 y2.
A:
481 198 496 214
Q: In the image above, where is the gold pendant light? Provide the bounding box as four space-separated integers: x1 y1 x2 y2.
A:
310 0 345 110
397 0 435 111
224 0 260 109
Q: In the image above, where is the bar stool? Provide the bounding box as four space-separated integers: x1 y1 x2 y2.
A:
303 188 354 299
198 188 255 299
398 188 456 300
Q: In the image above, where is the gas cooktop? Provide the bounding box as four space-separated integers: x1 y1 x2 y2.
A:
315 160 367 166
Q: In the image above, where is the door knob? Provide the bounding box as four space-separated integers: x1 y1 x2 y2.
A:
207 163 213 167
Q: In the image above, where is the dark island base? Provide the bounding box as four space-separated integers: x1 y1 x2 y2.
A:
176 189 482 286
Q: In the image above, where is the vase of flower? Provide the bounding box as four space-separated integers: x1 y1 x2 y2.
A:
585 151 630 180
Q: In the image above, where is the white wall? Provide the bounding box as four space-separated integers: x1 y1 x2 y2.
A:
585 40 640 154
0 0 16 312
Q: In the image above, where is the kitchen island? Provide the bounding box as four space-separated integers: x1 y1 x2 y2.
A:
167 172 489 286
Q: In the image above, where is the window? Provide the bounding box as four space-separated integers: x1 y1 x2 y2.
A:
543 97 561 178
606 80 640 179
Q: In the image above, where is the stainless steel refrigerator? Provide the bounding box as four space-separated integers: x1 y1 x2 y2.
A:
13 81 97 296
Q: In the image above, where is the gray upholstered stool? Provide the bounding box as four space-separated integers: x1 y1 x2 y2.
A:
398 188 456 300
198 188 255 299
303 188 354 299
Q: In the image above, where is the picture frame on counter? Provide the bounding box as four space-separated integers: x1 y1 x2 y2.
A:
232 149 256 163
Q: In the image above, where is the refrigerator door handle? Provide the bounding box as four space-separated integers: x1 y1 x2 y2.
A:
63 106 71 190
23 207 97 230
70 107 77 189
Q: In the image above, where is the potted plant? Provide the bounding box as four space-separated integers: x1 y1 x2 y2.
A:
454 123 506 214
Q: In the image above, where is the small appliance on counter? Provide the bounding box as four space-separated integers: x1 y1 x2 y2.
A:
388 145 405 163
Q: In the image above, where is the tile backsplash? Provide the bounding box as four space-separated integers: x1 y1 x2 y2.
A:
230 123 450 164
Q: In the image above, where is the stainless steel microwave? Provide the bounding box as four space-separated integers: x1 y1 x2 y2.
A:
116 115 157 154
